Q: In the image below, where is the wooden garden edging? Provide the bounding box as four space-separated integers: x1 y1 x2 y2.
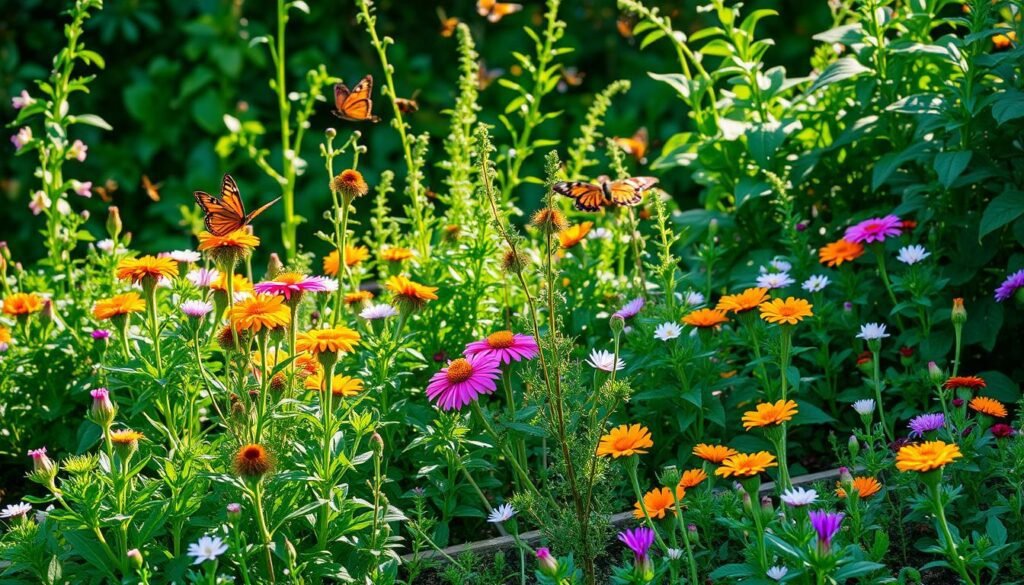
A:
400 466 846 563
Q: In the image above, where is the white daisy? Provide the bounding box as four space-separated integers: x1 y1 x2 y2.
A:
756 272 795 289
856 323 889 341
654 322 683 341
779 487 818 507
683 290 705 306
801 275 830 293
666 548 684 560
168 250 202 263
896 245 930 265
360 303 399 320
588 227 612 240
187 535 228 565
852 399 876 415
767 565 789 581
769 258 792 272
0 502 32 519
586 349 624 372
487 503 517 524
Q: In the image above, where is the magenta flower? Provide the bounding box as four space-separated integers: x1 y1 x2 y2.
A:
908 413 945 438
253 273 337 301
844 215 902 244
613 297 645 319
536 547 558 576
464 331 539 364
425 353 502 410
994 269 1024 302
180 300 214 319
808 510 844 549
89 388 116 426
27 447 56 475
617 526 655 560
91 329 112 340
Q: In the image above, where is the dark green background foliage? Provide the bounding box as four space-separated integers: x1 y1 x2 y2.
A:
1 0 827 256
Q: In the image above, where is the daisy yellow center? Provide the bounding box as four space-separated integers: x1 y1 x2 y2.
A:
446 358 474 383
276 272 303 285
487 331 515 349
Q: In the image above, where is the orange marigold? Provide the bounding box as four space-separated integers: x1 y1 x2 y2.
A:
386 275 438 311
380 247 414 262
715 452 778 478
93 293 146 320
633 486 684 519
323 245 370 276
197 229 260 252
596 424 653 458
716 288 769 314
682 308 729 328
345 290 375 305
759 297 813 325
742 400 799 430
969 396 1007 418
819 239 864 267
230 294 290 333
692 443 737 464
558 222 593 249
895 440 962 473
116 256 178 284
943 376 986 390
678 468 707 489
836 476 882 499
3 292 45 316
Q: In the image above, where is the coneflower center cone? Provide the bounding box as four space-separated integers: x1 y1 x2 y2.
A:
446 359 474 384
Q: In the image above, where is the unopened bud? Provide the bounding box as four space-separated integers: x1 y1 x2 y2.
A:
760 495 773 514
687 524 699 545
107 206 122 240
536 547 559 576
658 465 682 488
370 432 384 456
839 466 853 485
27 447 58 485
951 298 967 326
610 314 625 335
325 127 337 139
227 502 242 522
848 435 860 459
89 388 117 428
266 253 285 279
127 548 143 570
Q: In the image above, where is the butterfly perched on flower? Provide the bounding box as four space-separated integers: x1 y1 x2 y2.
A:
332 75 380 122
194 174 281 236
477 0 523 22
553 176 658 212
611 127 649 164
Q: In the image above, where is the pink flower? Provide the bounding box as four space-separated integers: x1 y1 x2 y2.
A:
11 127 32 150
68 139 88 162
426 353 502 411
253 272 337 301
844 215 902 244
464 331 539 364
73 181 92 198
27 447 56 476
29 191 50 215
11 90 34 110
92 329 112 340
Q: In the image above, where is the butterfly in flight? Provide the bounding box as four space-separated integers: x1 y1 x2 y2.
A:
437 9 460 37
553 175 659 212
611 127 649 164
477 0 523 22
141 174 163 202
194 174 281 236
395 89 421 114
332 75 380 122
477 62 504 90
94 178 119 203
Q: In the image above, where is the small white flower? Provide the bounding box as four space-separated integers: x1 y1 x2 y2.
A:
187 535 228 565
35 505 54 524
0 502 32 519
683 290 705 306
852 399 876 416
769 258 792 272
779 487 818 507
168 250 202 263
654 322 682 341
586 349 624 372
767 565 789 581
360 303 399 320
856 322 889 341
666 548 684 560
801 275 830 293
896 245 930 265
487 503 517 524
756 272 795 290
96 238 115 253
588 227 612 240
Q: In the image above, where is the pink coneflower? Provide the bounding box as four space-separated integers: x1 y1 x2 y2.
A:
994 269 1024 302
425 353 502 410
464 331 539 364
844 215 902 244
613 297 645 319
253 272 337 301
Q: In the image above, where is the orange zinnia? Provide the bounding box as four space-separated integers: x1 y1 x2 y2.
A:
678 468 707 489
93 293 146 320
969 396 1007 418
296 327 361 355
682 308 729 328
819 239 864 267
895 440 962 473
759 297 813 325
742 400 799 430
943 376 986 390
386 275 438 311
3 292 45 316
380 247 414 262
197 229 260 252
116 256 178 285
558 222 593 249
836 476 881 499
633 486 683 519
230 294 290 333
345 290 375 305
304 372 365 397
596 424 653 458
692 443 737 464
716 288 769 314
714 452 778 478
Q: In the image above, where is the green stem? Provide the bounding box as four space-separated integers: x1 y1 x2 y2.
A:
317 361 336 550
871 349 893 441
252 482 276 583
928 481 976 585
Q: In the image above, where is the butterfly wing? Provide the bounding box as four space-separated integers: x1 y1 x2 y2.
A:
553 181 608 212
489 2 523 22
194 174 246 236
332 76 380 122
606 176 659 207
244 196 282 224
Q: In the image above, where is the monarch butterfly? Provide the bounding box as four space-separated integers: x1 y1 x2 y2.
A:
611 127 649 164
194 174 281 236
332 75 380 122
477 0 522 22
141 174 163 202
553 175 658 212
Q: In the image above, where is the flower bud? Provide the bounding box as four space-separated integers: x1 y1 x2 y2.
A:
848 435 860 459
952 398 964 407
687 524 699 545
39 298 54 327
898 346 914 366
370 432 385 456
530 208 567 233
27 447 58 486
658 465 682 488
325 127 337 139
536 547 559 576
127 548 143 570
107 206 122 240
227 502 242 522
951 298 966 326
610 314 625 335
760 495 774 514
928 361 943 385
89 388 117 428
266 253 285 279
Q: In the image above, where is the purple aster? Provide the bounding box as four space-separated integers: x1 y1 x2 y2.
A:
844 215 902 244
617 526 655 560
91 329 111 340
808 510 844 549
613 297 645 320
908 413 945 438
994 269 1024 302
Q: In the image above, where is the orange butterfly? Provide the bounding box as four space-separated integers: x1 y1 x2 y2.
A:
194 174 281 236
438 9 460 37
332 75 380 122
616 16 636 39
477 0 523 22
94 178 119 203
141 174 163 202
477 62 504 90
611 127 649 164
553 175 658 212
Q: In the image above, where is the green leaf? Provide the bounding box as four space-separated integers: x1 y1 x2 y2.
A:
735 178 771 208
808 57 872 93
648 72 692 100
986 515 1007 547
992 89 1024 125
975 370 1020 402
70 114 112 131
835 561 886 580
979 191 1024 239
793 399 835 425
933 150 972 189
708 563 754 579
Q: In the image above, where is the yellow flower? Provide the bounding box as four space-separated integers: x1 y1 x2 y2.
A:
678 468 707 489
558 222 593 249
895 440 962 473
715 452 778 478
596 424 653 458
230 294 290 333
385 276 438 311
210 273 253 294
3 292 45 316
323 246 370 276
109 429 144 447
715 288 769 314
818 239 864 267
836 476 881 499
116 256 178 284
968 396 1007 418
304 372 365 397
0 326 10 345
296 327 361 355
380 247 414 262
682 308 729 328
633 486 683 519
692 444 737 464
93 293 146 320
759 297 813 325
742 400 799 430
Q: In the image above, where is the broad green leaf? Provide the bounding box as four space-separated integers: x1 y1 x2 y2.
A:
933 150 972 189
979 191 1024 239
992 90 1024 125
808 57 872 93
